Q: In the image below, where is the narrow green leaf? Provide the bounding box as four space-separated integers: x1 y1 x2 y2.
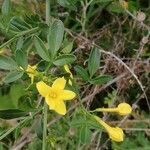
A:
34 36 50 61
74 65 89 81
0 109 27 119
53 54 76 66
0 55 18 70
79 125 92 144
2 0 11 15
4 70 24 83
48 20 64 57
90 75 112 85
15 50 28 69
10 17 31 31
88 47 100 77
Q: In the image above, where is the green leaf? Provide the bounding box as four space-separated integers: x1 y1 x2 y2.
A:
53 54 76 66
34 36 50 61
88 47 100 77
107 2 124 13
90 75 112 85
4 70 24 83
74 65 89 81
0 84 25 110
62 42 73 54
79 125 92 144
9 17 31 31
0 109 27 119
15 50 28 69
2 0 11 15
48 20 64 57
57 0 78 10
0 55 18 70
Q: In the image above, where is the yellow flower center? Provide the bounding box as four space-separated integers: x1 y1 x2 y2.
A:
48 91 57 99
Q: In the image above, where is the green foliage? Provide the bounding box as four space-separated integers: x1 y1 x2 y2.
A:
62 41 73 54
0 84 25 109
88 47 100 78
4 70 24 83
0 0 149 149
0 55 18 70
53 54 76 66
1 0 11 15
74 65 89 81
0 109 27 119
48 20 64 58
89 75 112 85
15 49 28 69
10 16 31 32
34 36 50 61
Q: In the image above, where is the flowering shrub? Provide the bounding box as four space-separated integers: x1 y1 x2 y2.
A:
0 0 149 149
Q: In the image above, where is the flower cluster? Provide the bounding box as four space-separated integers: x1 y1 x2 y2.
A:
93 103 132 142
35 64 132 142
26 65 38 84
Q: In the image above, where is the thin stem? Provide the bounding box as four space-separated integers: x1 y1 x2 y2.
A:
46 0 51 24
42 1 51 150
42 101 48 150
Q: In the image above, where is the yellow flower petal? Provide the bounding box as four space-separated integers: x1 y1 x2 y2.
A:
108 127 124 142
93 103 132 116
54 100 66 115
45 96 56 110
60 90 76 100
64 65 73 85
52 77 66 90
93 115 124 142
64 65 71 74
68 79 72 85
36 81 51 97
117 103 132 115
64 65 73 77
121 0 128 9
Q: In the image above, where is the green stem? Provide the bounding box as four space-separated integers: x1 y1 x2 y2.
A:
42 101 48 150
46 0 51 24
0 27 38 49
42 1 51 150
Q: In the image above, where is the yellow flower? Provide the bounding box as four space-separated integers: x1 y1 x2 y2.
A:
120 0 128 9
36 77 76 115
94 103 132 115
94 115 124 142
26 65 38 84
64 65 73 85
